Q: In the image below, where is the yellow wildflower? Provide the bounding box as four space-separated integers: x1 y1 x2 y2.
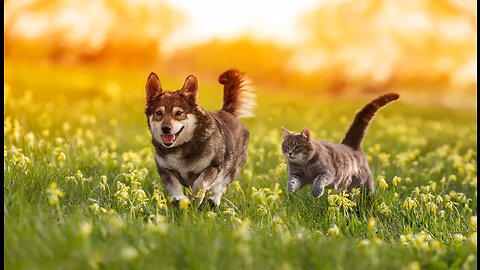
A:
46 182 65 205
392 176 401 187
453 234 465 243
403 197 417 210
120 246 138 261
367 217 377 232
425 202 437 213
179 197 191 210
379 202 392 216
327 225 340 237
470 216 477 231
57 152 66 162
207 211 217 218
79 222 93 238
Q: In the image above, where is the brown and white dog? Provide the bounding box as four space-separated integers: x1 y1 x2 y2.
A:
145 70 255 206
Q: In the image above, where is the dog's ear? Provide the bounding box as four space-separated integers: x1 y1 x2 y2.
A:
146 72 162 104
300 128 311 140
180 75 198 102
281 127 291 138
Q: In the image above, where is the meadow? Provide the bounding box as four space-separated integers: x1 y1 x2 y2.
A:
4 61 477 270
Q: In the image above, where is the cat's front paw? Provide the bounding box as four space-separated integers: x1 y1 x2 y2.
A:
312 186 325 198
287 178 301 193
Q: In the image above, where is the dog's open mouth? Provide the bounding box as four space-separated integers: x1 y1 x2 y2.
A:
161 127 184 147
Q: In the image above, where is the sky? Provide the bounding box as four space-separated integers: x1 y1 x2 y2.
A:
162 0 322 52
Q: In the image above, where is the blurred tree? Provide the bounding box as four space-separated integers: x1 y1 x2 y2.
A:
298 0 476 95
4 0 185 65
165 37 294 88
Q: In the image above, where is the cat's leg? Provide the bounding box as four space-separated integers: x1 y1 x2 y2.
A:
312 174 334 198
286 176 305 193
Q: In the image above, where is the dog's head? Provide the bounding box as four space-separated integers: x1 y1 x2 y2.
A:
145 72 202 148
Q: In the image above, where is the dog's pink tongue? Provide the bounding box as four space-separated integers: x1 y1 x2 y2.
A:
162 134 175 144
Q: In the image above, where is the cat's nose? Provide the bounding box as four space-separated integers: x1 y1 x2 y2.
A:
288 152 294 158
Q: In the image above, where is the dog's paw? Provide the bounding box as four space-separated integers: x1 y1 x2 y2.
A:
287 178 300 193
170 195 188 207
207 196 221 207
312 186 325 198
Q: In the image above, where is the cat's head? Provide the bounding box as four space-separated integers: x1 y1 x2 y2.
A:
281 127 313 162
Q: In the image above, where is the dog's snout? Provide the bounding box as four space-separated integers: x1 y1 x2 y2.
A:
161 124 172 134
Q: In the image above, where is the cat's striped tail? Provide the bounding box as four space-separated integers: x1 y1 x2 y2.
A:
341 93 399 150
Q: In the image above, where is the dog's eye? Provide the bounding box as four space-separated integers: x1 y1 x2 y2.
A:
155 111 163 116
175 111 184 116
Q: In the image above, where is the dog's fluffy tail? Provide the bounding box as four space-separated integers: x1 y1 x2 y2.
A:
219 69 255 118
341 93 399 150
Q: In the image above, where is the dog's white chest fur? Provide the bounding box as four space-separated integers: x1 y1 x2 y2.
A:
155 151 214 182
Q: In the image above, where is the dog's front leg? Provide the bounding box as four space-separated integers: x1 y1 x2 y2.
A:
192 166 219 207
158 169 186 206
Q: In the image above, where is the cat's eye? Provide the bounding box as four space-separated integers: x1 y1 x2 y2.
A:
155 111 163 116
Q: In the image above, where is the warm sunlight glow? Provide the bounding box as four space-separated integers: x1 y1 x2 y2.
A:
162 0 322 51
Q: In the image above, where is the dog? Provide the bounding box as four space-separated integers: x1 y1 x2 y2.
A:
145 69 255 206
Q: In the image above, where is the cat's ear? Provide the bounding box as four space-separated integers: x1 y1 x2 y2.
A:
300 128 311 140
281 127 291 138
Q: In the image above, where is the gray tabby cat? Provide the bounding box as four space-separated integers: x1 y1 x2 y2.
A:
281 93 399 198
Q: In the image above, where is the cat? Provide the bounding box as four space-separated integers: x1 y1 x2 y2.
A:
281 93 399 198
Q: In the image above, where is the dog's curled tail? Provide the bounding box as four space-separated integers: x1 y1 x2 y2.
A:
219 69 256 118
341 93 400 150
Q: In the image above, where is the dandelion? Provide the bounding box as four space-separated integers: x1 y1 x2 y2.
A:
327 225 340 237
46 182 65 205
403 197 417 211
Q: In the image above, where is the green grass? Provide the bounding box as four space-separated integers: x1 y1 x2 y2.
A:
4 61 477 270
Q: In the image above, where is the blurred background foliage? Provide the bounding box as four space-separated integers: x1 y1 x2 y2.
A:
4 0 477 108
